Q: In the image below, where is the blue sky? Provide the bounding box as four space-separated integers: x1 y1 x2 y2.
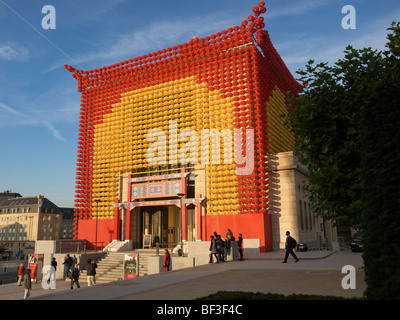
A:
0 0 399 208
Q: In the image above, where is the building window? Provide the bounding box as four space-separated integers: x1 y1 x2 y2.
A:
311 202 316 226
299 200 304 230
8 225 15 241
304 201 308 230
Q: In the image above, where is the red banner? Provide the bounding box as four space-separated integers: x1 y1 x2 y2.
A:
28 255 38 280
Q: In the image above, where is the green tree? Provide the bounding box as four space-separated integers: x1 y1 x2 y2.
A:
285 22 400 299
360 23 400 299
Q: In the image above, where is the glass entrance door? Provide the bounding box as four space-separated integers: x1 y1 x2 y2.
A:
142 207 169 247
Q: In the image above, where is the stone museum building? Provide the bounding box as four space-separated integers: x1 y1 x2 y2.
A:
0 192 75 258
65 2 339 252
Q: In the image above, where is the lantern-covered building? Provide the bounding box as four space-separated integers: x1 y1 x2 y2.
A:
66 2 335 253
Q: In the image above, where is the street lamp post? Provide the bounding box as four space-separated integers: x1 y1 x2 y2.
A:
35 195 44 253
177 193 185 256
94 199 100 252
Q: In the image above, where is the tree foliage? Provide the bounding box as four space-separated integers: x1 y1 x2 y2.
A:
360 22 400 299
285 23 399 227
285 22 400 299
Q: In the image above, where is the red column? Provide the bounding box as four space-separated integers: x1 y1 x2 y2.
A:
114 200 120 240
180 168 187 241
126 174 132 241
196 195 202 241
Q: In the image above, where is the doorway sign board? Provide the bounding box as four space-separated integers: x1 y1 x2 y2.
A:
143 234 152 249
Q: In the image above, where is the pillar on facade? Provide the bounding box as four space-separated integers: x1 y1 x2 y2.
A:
114 200 120 240
126 174 132 241
180 168 187 241
196 194 202 241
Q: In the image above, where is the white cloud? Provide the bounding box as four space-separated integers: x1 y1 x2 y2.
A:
50 10 242 70
275 9 400 75
48 1 335 71
0 102 24 115
0 42 29 61
43 121 67 142
0 100 70 142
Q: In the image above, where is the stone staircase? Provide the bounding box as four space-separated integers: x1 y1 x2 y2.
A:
82 250 157 284
95 252 125 284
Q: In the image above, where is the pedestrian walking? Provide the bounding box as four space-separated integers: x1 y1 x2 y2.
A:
209 235 219 263
51 257 57 271
23 269 32 300
216 235 225 262
63 254 73 278
237 233 243 261
86 258 98 286
282 231 299 263
17 263 25 286
47 257 57 284
70 264 81 289
224 228 234 260
163 249 171 271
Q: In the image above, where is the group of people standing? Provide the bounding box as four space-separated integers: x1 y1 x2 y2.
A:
209 230 299 263
63 254 82 289
17 257 58 299
209 229 243 263
64 254 98 289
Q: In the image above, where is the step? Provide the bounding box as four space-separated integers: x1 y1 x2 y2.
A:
75 250 164 283
82 250 157 282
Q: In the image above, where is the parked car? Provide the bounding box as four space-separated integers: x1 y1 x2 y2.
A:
351 238 364 252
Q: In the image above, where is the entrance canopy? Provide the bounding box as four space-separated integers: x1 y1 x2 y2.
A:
113 168 205 245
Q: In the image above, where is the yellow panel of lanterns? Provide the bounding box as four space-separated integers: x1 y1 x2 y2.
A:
92 76 239 218
265 87 295 154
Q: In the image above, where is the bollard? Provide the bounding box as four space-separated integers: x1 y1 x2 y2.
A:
156 242 160 256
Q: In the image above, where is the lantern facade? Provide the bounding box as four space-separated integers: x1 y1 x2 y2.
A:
66 2 299 252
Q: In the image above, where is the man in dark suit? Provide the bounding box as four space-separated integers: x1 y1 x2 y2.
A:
237 233 243 261
282 231 299 263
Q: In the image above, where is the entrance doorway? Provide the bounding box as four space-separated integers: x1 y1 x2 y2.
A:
138 206 179 248
142 206 166 246
186 204 196 242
